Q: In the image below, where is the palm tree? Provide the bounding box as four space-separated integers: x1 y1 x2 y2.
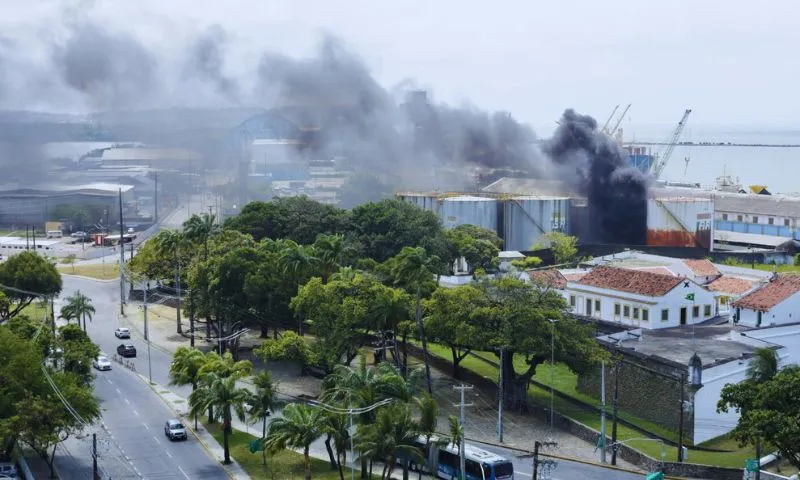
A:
414 394 438 479
199 351 253 424
189 372 251 464
372 288 411 368
280 241 319 333
357 402 423 480
448 415 464 478
314 234 358 282
169 346 208 429
59 291 95 332
390 246 439 393
154 229 189 334
247 371 277 466
264 403 327 480
745 347 780 470
322 410 350 480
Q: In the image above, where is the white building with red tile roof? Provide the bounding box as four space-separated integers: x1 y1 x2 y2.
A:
731 274 800 327
564 265 717 329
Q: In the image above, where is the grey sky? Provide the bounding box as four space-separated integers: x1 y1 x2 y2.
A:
1 0 797 132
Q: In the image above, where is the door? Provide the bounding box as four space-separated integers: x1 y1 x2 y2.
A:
585 298 593 317
680 307 687 325
757 311 762 327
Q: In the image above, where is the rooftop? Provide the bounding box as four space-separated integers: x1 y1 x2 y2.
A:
732 274 800 311
527 269 567 289
0 183 135 196
715 191 800 218
599 324 766 368
683 259 720 277
706 276 756 295
481 177 576 196
101 148 202 162
577 265 683 297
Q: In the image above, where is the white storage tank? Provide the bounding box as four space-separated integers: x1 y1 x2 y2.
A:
440 196 499 232
647 197 713 248
396 192 442 214
503 196 571 252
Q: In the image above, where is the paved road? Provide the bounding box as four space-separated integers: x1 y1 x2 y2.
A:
61 275 648 480
55 277 226 479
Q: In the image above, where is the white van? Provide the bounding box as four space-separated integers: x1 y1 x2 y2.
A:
46 230 63 239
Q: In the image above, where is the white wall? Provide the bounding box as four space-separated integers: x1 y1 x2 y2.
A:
564 281 716 330
744 325 800 366
693 360 749 444
736 291 800 328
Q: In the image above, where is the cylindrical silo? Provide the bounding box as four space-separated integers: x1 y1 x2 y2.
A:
440 196 499 232
503 196 571 251
396 192 442 214
647 196 714 248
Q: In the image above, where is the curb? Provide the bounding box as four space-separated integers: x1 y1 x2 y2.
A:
59 273 119 283
137 373 238 480
118 313 178 357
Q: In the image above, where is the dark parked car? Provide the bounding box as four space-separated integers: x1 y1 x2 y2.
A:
117 344 137 358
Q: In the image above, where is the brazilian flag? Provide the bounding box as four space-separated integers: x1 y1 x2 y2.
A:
685 293 695 301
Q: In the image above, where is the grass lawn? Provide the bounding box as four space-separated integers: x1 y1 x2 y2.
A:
416 340 755 468
205 422 381 479
722 259 800 273
57 263 120 280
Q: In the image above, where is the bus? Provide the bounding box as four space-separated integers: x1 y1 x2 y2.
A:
403 436 515 480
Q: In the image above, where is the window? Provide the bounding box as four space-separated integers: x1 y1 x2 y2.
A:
642 309 649 322
623 305 630 318
785 219 791 227
692 306 700 318
704 304 712 317
614 303 621 316
768 217 775 225
753 216 759 224
737 215 743 222
722 213 728 221
661 309 669 322
633 307 640 320
595 299 601 312
570 295 576 307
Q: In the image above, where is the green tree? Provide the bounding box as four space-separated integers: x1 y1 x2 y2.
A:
245 238 292 338
445 224 503 274
532 232 578 265
264 403 327 480
313 234 359 283
224 197 351 244
389 247 438 392
718 366 800 469
169 346 208 429
154 229 193 334
189 372 252 464
350 199 452 264
0 251 62 321
183 213 220 260
746 347 780 384
510 256 543 270
448 415 464 476
58 323 100 385
255 331 315 376
59 290 95 332
424 285 491 379
248 371 277 466
356 402 423 480
414 394 438 479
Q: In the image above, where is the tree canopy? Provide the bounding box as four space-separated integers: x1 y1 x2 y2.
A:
0 251 62 321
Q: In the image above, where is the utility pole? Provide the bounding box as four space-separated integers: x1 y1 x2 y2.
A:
453 384 473 480
154 170 158 224
92 433 98 480
611 351 620 466
50 296 56 338
176 253 182 334
600 361 607 464
188 289 195 348
32 226 36 250
25 225 29 250
144 283 152 384
677 374 685 462
497 347 505 443
119 188 125 316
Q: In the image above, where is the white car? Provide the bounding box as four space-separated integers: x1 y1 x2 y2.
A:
93 356 112 371
165 419 188 441
114 327 131 339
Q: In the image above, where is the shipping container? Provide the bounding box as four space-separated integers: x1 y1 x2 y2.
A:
647 197 713 248
440 196 499 232
503 196 570 251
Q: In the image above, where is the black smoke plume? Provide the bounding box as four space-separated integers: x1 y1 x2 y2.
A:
543 109 648 244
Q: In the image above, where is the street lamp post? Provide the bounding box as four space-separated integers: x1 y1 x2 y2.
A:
549 319 558 429
308 398 393 480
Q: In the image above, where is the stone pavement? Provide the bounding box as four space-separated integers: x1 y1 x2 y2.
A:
123 302 640 472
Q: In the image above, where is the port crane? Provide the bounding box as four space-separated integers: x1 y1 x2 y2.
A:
650 109 692 179
600 103 631 137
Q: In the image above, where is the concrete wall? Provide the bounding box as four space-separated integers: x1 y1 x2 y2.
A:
564 281 716 330
737 291 800 328
692 359 748 444
742 325 800 366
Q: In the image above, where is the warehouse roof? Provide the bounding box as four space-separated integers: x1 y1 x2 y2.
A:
715 192 800 218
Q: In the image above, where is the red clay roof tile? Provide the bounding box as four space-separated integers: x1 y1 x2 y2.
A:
707 276 754 295
527 269 567 289
578 265 683 297
731 275 800 311
683 259 720 277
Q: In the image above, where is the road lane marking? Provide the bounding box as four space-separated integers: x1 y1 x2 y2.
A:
106 378 113 384
153 436 161 444
143 424 149 430
115 388 121 394
124 398 130 405
166 452 173 459
178 466 190 479
515 472 532 477
133 410 139 416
